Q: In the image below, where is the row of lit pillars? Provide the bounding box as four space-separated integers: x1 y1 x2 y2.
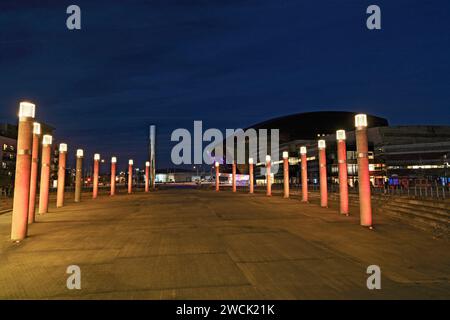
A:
212 114 372 228
10 101 154 241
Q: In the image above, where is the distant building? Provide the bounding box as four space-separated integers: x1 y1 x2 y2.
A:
216 111 450 187
0 122 56 191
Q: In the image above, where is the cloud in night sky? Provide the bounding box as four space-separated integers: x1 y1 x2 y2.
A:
1 0 449 168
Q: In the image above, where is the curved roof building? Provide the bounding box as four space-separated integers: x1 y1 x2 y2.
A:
247 111 388 143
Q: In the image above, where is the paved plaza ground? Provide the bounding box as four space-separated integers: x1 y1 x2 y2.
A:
0 188 449 299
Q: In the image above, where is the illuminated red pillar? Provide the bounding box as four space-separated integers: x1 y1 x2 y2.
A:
266 155 271 196
145 161 150 192
300 146 308 202
74 149 83 202
128 159 133 194
56 143 67 208
249 158 254 194
215 162 220 192
93 154 100 199
28 122 41 224
38 135 52 214
11 102 35 241
110 157 117 196
283 152 289 198
355 114 373 228
232 161 237 192
318 140 328 208
336 130 349 215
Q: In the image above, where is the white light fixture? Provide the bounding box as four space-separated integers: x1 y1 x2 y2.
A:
42 134 52 145
111 156 117 163
214 161 219 167
248 157 254 165
59 143 67 152
33 122 41 135
300 146 307 155
19 101 36 118
282 151 289 159
76 149 84 158
266 155 271 162
94 153 100 161
129 159 134 165
355 114 368 128
336 130 346 140
146 161 150 167
318 140 326 149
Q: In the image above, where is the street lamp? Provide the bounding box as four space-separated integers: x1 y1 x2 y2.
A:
336 130 349 215
38 135 52 214
11 102 35 241
93 153 100 199
318 139 328 208
355 114 373 228
266 155 271 196
74 149 84 202
110 157 117 196
145 161 150 192
215 161 220 192
56 143 68 208
300 146 308 202
283 151 289 198
248 157 254 194
28 122 41 224
128 159 133 194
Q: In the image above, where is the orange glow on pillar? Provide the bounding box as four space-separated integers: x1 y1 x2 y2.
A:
300 146 308 202
232 161 236 192
336 130 349 215
128 159 133 194
93 154 100 199
355 114 373 227
56 143 67 208
283 151 289 198
28 122 41 223
318 140 328 208
38 135 52 214
110 157 117 196
215 162 220 192
249 158 254 194
266 155 271 197
145 161 150 192
11 102 35 241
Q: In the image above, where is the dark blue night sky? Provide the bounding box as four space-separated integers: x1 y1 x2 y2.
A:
1 0 449 169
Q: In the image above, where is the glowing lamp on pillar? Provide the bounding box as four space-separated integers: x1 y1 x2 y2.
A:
92 153 100 199
266 155 271 197
56 143 68 208
336 130 349 215
38 135 52 215
232 161 237 192
215 161 220 192
283 151 289 198
74 149 84 202
11 102 35 241
248 157 254 194
318 139 328 208
128 159 133 194
110 157 117 196
355 114 373 228
28 122 41 224
145 161 150 192
300 146 308 202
